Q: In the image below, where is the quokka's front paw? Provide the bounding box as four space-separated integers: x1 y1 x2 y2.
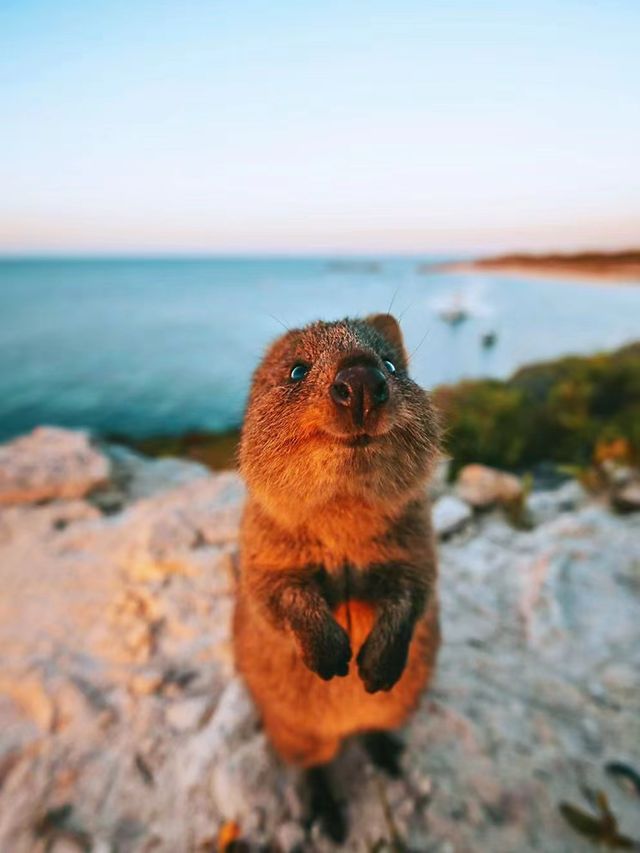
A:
357 624 412 693
299 617 352 681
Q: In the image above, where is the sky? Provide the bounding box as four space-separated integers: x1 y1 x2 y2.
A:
1 0 639 256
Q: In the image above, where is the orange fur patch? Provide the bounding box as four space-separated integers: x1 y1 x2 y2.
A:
334 600 376 653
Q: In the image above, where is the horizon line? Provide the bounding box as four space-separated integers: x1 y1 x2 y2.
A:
1 245 638 262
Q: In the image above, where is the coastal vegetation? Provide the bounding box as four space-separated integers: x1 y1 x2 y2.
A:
128 429 241 472
434 341 640 475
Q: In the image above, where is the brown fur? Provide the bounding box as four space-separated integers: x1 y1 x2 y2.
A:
233 314 441 767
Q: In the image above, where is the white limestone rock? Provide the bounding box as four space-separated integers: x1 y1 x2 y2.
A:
0 427 110 505
432 494 473 537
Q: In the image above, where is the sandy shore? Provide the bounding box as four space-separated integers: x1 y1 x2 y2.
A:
435 251 640 284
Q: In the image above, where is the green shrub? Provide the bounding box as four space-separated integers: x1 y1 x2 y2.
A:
434 342 640 475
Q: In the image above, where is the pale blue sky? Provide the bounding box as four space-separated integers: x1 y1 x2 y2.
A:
1 0 639 254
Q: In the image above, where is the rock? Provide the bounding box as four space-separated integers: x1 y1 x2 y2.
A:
526 480 588 526
0 675 55 732
1 428 640 852
600 662 639 699
432 495 472 537
601 460 635 488
456 463 523 508
210 733 284 831
165 696 211 732
612 480 640 513
276 820 306 852
0 427 110 505
428 457 451 500
105 444 211 501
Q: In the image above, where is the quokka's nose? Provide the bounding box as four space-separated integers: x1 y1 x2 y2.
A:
330 365 389 426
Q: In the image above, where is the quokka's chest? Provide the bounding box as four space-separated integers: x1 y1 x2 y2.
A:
319 563 378 652
333 599 376 653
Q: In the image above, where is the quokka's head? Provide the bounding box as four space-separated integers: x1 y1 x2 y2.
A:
240 314 440 521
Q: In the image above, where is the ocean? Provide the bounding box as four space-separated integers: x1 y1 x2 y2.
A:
1 257 639 441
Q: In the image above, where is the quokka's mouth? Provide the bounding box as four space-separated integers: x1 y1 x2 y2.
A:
327 432 379 448
320 426 391 448
345 434 374 447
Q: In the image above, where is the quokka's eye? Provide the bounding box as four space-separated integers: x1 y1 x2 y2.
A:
383 360 396 374
290 363 310 381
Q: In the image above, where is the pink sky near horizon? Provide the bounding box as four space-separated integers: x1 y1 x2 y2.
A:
2 213 639 257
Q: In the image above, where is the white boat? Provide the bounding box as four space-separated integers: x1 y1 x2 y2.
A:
439 293 470 325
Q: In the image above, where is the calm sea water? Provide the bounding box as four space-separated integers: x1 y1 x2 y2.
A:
1 257 639 441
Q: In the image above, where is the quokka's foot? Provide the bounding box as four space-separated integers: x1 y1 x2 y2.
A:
362 730 405 778
305 765 348 844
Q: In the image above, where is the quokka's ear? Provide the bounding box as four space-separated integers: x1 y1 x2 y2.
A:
366 313 408 365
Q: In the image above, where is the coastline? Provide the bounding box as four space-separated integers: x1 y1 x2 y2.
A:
434 250 640 284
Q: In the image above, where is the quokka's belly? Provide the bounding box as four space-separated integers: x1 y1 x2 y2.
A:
234 596 439 741
315 603 439 736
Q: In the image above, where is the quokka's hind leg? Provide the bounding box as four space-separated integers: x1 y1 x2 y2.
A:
304 765 348 844
262 718 347 842
362 730 404 778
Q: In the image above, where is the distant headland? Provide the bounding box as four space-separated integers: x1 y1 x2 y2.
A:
434 249 640 283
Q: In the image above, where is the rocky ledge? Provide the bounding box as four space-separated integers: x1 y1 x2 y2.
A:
1 428 639 852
